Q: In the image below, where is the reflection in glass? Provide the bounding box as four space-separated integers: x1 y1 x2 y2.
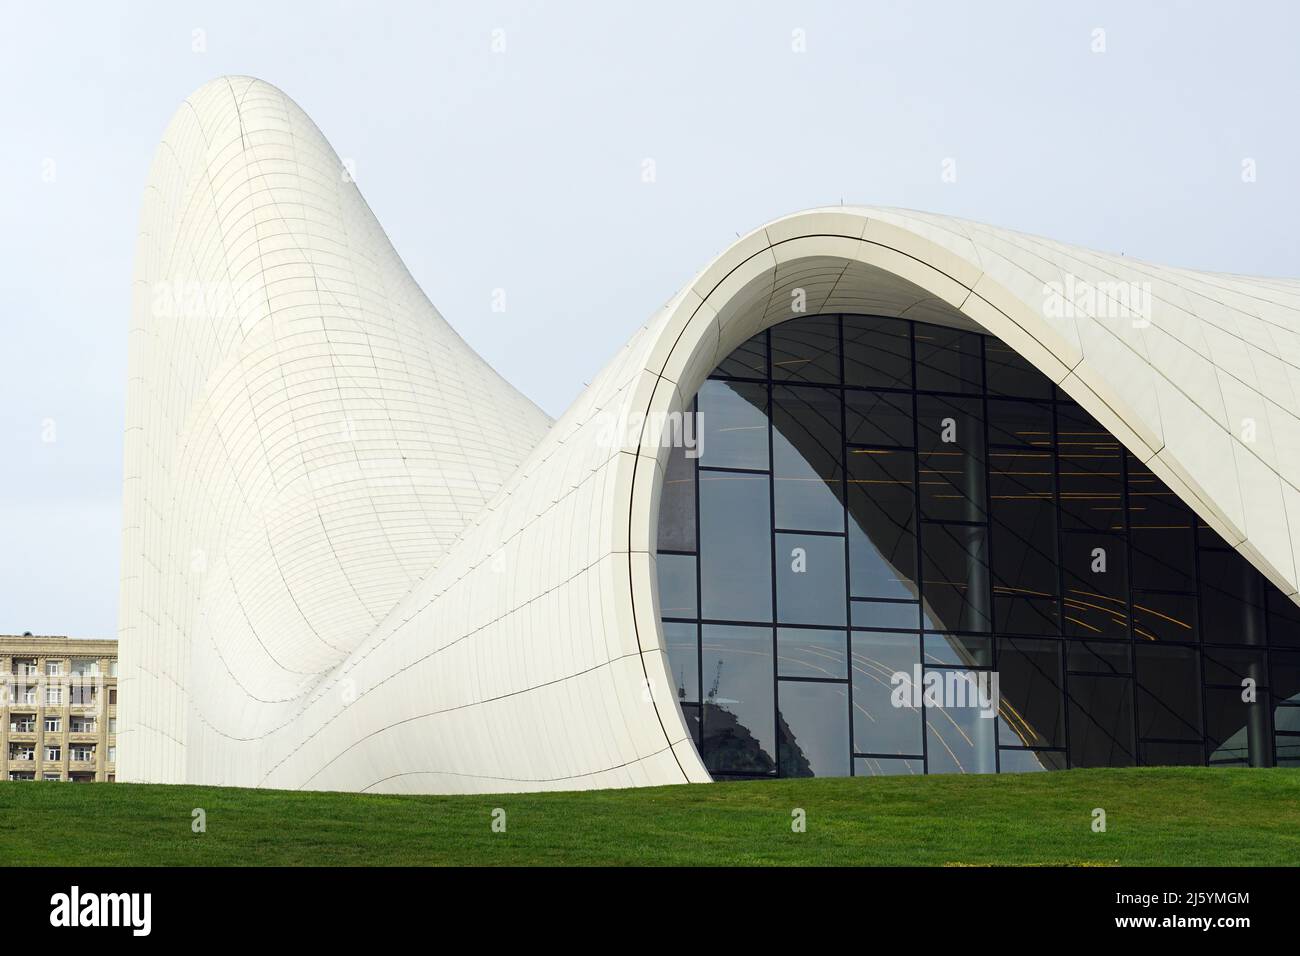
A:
663 621 699 703
657 552 697 618
851 599 921 630
921 524 991 633
1135 644 1201 741
657 440 696 552
777 681 851 777
1057 406 1122 532
778 628 847 680
846 389 913 447
917 395 986 522
776 532 846 627
915 324 982 393
843 314 911 389
851 632 923 756
998 749 1067 772
1067 675 1135 767
699 471 771 622
854 756 923 776
771 314 839 384
701 625 775 774
925 668 997 773
997 637 1065 748
772 386 843 532
714 329 767 379
1061 532 1128 638
848 449 917 600
697 379 768 471
1200 548 1265 645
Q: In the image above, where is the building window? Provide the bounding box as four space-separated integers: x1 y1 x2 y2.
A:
45 745 61 762
71 716 96 734
45 685 63 706
108 717 117 734
108 746 117 763
15 659 37 677
109 660 119 677
44 716 61 733
42 773 62 782
109 688 117 706
9 745 35 762
659 313 1299 778
45 660 63 676
71 659 99 677
70 745 95 763
10 715 36 733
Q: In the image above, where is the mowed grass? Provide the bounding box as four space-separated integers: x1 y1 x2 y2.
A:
2 767 1298 866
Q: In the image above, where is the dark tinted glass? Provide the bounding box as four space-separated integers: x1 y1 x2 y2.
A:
921 523 991 633
771 314 839 383
1131 591 1196 643
1200 548 1265 645
1061 532 1128 638
998 748 1067 772
845 389 913 447
915 324 982 393
917 395 986 522
847 449 917 600
1068 675 1135 767
1068 640 1131 674
713 329 767 379
1057 405 1123 532
1136 644 1201 741
985 340 1053 399
772 386 842 531
923 633 993 667
854 756 924 776
843 314 910 389
997 637 1065 748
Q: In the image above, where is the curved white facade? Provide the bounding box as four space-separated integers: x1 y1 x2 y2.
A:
120 77 1300 792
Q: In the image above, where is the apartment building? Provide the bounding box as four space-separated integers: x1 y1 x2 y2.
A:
1 635 117 782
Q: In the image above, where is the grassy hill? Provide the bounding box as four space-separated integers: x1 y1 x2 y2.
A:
3 766 1298 866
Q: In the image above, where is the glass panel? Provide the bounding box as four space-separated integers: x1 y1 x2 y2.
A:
850 632 923 755
778 628 847 680
854 756 923 776
1067 641 1131 674
1200 549 1265 645
842 314 910 390
771 314 839 384
845 389 913 447
998 749 1067 772
1131 591 1196 643
1057 406 1123 532
1271 652 1300 704
1061 532 1128 639
700 625 776 774
851 599 921 630
656 441 696 552
1203 647 1267 688
985 340 1053 399
986 400 1052 449
679 703 702 748
776 532 846 627
663 621 699 704
997 637 1065 748
917 395 986 522
847 448 917 600
923 633 993 667
1067 675 1135 767
656 553 696 619
921 523 991 633
1267 589 1300 647
994 595 1060 635
1205 687 1271 766
989 448 1057 600
777 680 851 777
697 379 768 471
714 329 767 379
772 386 842 532
1130 528 1195 592
925 668 998 773
1135 644 1201 741
914 324 982 393
699 471 771 622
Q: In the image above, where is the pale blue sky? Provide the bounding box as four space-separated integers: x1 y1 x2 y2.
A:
1 0 1297 638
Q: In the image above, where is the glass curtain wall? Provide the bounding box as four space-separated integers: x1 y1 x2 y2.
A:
656 313 1300 778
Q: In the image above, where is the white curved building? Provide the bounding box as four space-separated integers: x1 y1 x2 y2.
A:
119 77 1300 791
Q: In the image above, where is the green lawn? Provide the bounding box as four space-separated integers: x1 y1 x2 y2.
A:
3 767 1298 866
